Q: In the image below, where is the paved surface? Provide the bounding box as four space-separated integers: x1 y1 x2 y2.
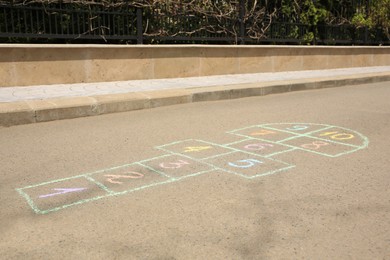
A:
1 66 390 126
1 67 390 102
0 81 389 259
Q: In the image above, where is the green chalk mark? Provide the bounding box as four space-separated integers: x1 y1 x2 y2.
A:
200 151 237 160
19 174 91 190
84 176 114 194
37 194 112 215
228 123 369 158
169 169 216 181
261 124 332 136
16 188 41 214
222 138 298 158
223 138 252 146
260 123 368 148
195 138 293 167
263 148 298 158
136 162 172 178
210 163 295 180
108 178 178 196
247 165 296 179
137 154 172 164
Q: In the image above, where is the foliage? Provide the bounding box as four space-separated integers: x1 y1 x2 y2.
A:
0 0 389 44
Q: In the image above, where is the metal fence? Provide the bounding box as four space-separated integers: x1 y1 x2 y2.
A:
0 3 388 45
0 4 140 42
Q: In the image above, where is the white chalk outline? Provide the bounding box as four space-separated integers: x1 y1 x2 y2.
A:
227 123 369 157
157 139 295 179
223 138 298 158
16 123 369 214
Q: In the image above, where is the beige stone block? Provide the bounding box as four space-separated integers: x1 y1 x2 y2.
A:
34 97 98 122
319 73 377 86
328 55 353 69
200 48 239 76
261 84 291 96
229 85 264 99
85 48 154 82
228 81 288 99
326 49 352 69
25 100 59 122
189 85 232 102
373 74 390 82
373 50 390 66
0 63 16 87
288 79 318 91
13 60 86 87
93 92 149 114
153 48 200 78
141 89 192 108
0 48 17 87
238 48 274 73
344 76 375 86
301 49 328 70
0 101 35 126
330 78 349 87
351 53 374 67
12 48 86 86
315 79 338 89
273 48 304 72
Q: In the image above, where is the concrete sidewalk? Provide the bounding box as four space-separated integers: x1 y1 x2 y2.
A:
1 66 390 126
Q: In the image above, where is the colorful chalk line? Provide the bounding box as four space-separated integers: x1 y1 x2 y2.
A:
16 123 369 215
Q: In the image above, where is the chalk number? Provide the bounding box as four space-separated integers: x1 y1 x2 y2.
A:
287 125 308 131
228 159 263 169
159 160 190 169
244 143 274 151
319 131 354 140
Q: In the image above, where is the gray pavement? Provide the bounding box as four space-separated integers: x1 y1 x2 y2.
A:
1 66 390 102
1 66 390 127
1 81 389 259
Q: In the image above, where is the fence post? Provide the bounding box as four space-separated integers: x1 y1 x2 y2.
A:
364 26 368 45
239 0 245 44
136 8 143 44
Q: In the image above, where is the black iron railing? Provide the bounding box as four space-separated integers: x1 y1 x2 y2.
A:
0 4 139 42
0 3 388 45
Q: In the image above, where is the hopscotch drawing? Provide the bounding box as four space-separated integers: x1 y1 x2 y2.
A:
16 123 369 214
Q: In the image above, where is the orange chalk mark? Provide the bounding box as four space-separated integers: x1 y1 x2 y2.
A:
301 141 329 150
184 146 212 153
250 129 275 136
105 172 144 184
159 160 190 169
320 131 354 140
320 131 338 137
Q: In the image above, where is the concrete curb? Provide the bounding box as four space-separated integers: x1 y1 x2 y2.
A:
1 72 390 127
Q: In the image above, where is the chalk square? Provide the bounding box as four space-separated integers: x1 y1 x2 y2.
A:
141 154 213 179
156 139 234 160
261 123 330 135
226 139 293 157
228 126 298 142
89 163 170 193
308 127 364 147
203 151 294 179
281 136 358 157
18 176 108 214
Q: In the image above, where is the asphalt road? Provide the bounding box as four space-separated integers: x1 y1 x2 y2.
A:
1 81 389 259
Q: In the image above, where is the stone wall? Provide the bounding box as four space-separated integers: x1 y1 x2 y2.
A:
1 44 389 87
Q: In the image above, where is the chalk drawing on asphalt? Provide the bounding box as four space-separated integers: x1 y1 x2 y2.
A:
16 123 369 215
38 188 87 198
